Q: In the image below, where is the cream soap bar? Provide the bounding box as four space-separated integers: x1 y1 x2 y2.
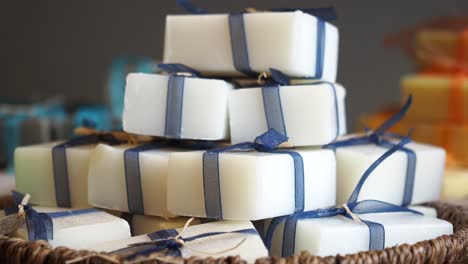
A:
229 83 346 146
93 220 268 263
268 211 453 257
164 11 339 81
88 144 186 217
13 207 131 250
131 215 201 236
123 73 233 140
167 148 336 220
335 141 446 205
14 142 94 208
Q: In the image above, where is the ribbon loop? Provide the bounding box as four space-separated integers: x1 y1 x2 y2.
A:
158 63 202 77
264 138 422 257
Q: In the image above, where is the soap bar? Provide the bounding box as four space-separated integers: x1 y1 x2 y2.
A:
360 110 468 167
93 220 268 263
123 73 233 140
442 168 468 199
11 207 131 250
168 148 336 220
229 83 346 146
88 144 192 217
164 11 338 81
401 74 468 122
131 215 201 236
335 141 446 205
15 142 94 208
268 211 453 257
415 30 468 68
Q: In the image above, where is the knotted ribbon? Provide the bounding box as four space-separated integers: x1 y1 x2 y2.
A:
202 129 304 219
260 68 341 139
113 223 258 259
158 63 202 139
176 0 336 78
324 96 416 206
7 191 100 241
124 140 217 214
52 131 125 208
265 137 423 257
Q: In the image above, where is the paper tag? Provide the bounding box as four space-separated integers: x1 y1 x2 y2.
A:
0 214 25 236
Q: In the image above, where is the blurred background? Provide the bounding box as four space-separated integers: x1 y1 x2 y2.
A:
2 0 466 127
1 0 467 200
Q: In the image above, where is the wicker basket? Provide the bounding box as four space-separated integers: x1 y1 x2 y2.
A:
1 197 467 264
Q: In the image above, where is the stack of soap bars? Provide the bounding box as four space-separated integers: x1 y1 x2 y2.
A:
6 2 453 262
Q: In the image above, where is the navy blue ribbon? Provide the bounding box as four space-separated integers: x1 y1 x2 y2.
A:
52 134 122 208
116 227 258 259
264 138 423 257
8 191 100 241
176 1 334 78
202 129 304 219
324 96 416 206
158 63 202 139
124 140 216 214
262 68 341 140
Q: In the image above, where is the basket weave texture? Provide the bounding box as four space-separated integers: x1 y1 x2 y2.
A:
0 198 467 264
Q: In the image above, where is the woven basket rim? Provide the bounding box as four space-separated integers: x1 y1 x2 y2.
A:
1 198 467 264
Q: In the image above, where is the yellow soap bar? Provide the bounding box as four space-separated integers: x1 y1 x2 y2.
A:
416 30 468 67
401 74 468 123
442 168 468 199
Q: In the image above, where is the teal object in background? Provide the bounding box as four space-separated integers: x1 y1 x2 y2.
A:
108 56 157 129
74 105 111 131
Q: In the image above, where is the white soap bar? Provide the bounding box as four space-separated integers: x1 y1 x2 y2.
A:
164 11 339 81
269 212 453 257
0 172 15 197
94 220 268 263
123 73 233 140
229 83 346 146
13 207 131 250
15 142 94 208
335 141 446 205
408 205 437 218
442 168 468 199
131 215 201 236
88 144 187 217
168 148 336 220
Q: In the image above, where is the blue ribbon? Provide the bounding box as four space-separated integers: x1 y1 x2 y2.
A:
8 191 100 241
52 134 122 208
158 63 202 139
124 140 216 214
264 137 423 257
176 1 335 78
262 68 341 140
202 129 304 219
115 227 258 259
324 96 416 206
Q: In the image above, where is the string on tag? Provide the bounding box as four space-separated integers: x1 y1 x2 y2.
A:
341 203 363 224
127 217 247 256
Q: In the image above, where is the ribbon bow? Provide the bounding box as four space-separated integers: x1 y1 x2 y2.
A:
324 96 416 206
265 137 423 257
113 220 258 260
203 129 304 219
158 63 202 77
7 191 101 242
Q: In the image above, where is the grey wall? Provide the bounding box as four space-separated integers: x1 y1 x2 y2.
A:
1 0 467 130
